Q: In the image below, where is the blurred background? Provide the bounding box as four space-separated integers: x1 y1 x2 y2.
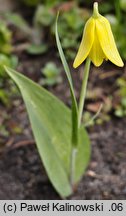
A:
0 0 126 200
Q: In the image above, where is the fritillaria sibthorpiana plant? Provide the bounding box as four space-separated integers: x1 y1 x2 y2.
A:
4 2 123 198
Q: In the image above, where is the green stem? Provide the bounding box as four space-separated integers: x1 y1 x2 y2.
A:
69 58 91 188
70 147 77 189
71 96 78 147
78 58 91 128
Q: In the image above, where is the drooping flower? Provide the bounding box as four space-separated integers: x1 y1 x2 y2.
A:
73 2 124 68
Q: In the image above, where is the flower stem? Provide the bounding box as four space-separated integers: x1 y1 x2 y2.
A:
70 147 77 189
78 58 91 128
93 2 100 18
70 58 91 190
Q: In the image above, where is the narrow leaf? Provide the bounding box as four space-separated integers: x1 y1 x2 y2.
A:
55 13 78 146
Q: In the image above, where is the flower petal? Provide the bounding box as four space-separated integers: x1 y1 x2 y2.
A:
89 28 105 66
96 15 124 67
73 17 95 68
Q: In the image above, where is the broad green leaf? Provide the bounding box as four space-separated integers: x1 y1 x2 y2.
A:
5 67 90 197
5 66 72 197
55 14 78 146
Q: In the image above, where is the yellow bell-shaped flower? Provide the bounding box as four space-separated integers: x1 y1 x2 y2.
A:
73 2 124 68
